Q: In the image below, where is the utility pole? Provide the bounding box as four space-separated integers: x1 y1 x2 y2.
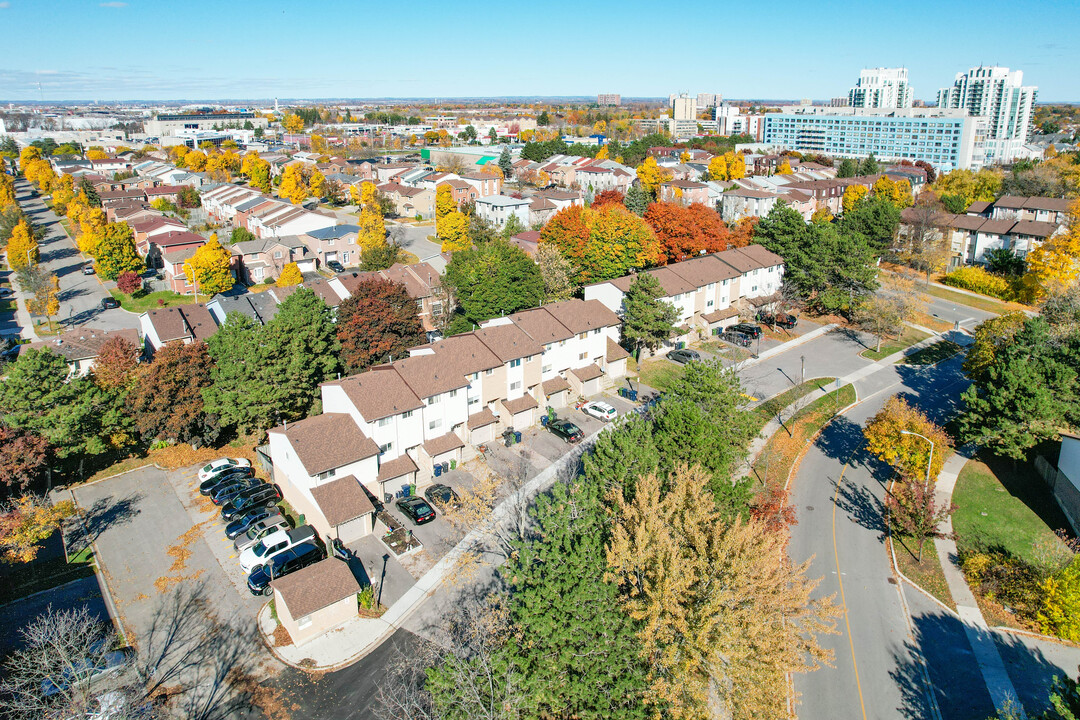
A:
801 354 806 385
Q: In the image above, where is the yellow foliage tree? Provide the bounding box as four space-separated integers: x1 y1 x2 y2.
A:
729 152 746 179
777 160 793 175
183 150 207 172
0 496 76 564
435 183 456 223
310 134 328 154
50 173 75 209
593 120 607 134
0 173 16 207
708 155 729 181
6 219 38 269
86 149 108 161
27 273 60 330
309 170 327 199
184 235 234 296
863 395 952 482
679 150 691 163
283 114 305 133
842 184 868 214
594 145 609 160
438 210 471 252
277 262 303 286
279 164 310 205
19 146 41 167
1023 225 1080 300
635 156 670 196
168 145 190 165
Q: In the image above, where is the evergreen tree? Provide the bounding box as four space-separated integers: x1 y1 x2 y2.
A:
839 195 900 251
443 238 543 324
77 177 100 207
623 184 650 216
537 111 550 126
498 147 513 179
581 414 661 499
502 478 651 720
261 288 341 421
203 314 269 434
620 272 677 356
837 158 858 178
860 153 879 175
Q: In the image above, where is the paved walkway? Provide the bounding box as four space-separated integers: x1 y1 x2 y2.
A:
934 449 1028 718
4 256 39 341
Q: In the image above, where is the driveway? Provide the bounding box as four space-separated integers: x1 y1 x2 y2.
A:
388 222 443 270
14 180 139 333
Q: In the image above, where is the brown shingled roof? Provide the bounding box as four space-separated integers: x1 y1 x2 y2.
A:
376 453 419 482
26 327 140 363
271 558 360 619
541 299 620 334
606 338 630 362
270 413 378 476
570 364 604 382
327 367 424 422
472 322 544 363
503 394 539 415
310 475 376 526
542 376 571 395
508 307 574 344
423 432 466 457
467 407 497 429
392 351 470 399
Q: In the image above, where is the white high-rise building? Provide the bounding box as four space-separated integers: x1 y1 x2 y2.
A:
671 93 696 121
848 68 912 109
937 66 1037 163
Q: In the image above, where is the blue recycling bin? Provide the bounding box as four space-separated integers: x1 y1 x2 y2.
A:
433 464 442 478
540 415 548 427
515 431 522 443
628 389 638 402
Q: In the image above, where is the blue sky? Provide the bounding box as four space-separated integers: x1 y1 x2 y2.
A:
1 0 1078 102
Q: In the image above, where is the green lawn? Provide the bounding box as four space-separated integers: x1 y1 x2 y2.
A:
952 457 1069 566
924 283 1027 315
636 359 683 393
751 384 856 486
752 378 835 432
861 326 931 361
900 340 962 366
110 289 197 313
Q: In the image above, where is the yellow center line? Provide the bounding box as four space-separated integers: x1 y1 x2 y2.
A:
833 462 868 720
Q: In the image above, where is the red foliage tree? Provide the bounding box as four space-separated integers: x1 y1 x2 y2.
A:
129 340 218 445
643 202 730 263
539 205 591 268
885 480 955 561
116 271 141 295
591 190 624 208
92 336 140 390
0 424 50 490
336 277 426 374
914 160 937 184
685 203 730 253
750 484 798 539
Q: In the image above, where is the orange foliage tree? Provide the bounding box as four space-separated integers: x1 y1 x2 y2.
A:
643 202 731 263
540 204 661 284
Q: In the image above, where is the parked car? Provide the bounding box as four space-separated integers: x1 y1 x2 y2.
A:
233 516 289 553
730 323 762 339
82 264 95 276
667 348 701 365
239 525 317 573
582 400 618 422
198 457 252 482
220 484 281 520
1 343 21 362
224 506 280 539
210 476 259 506
326 260 345 273
40 645 136 698
547 418 584 443
757 311 798 329
396 496 436 525
99 297 120 310
198 466 255 496
246 542 325 596
721 330 753 348
424 483 460 509
0 287 14 298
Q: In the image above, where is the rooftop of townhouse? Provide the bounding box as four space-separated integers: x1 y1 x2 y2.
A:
268 412 379 476
323 366 425 423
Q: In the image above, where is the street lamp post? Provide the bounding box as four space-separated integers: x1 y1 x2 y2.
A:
899 429 934 487
182 261 198 302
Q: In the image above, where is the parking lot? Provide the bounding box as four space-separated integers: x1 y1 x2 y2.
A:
71 466 267 647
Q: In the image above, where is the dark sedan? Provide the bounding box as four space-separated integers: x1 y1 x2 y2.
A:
100 297 120 310
211 477 259 505
199 466 256 496
225 506 280 539
546 419 584 443
730 323 762 339
326 260 345 273
424 483 460 509
220 484 281 520
667 348 701 365
721 330 753 348
396 496 436 525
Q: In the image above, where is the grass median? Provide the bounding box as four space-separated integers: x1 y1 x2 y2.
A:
924 283 1029 315
750 383 856 487
752 378 835 434
900 340 962 366
109 289 197 313
860 326 931 361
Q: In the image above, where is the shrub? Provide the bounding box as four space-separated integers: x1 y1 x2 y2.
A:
960 546 1045 621
116 270 141 294
357 585 375 610
942 266 1011 299
1039 555 1080 642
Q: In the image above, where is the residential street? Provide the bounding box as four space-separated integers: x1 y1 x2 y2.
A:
13 179 140 333
789 350 1080 719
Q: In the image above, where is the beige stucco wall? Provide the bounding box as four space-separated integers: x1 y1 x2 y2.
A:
275 590 358 646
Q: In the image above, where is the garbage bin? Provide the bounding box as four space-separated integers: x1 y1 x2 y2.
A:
628 389 638 402
434 464 442 478
505 435 513 447
515 431 522 443
441 462 450 474
540 415 548 427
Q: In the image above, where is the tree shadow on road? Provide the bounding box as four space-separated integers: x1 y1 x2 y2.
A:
831 474 887 537
69 492 142 552
889 608 1070 720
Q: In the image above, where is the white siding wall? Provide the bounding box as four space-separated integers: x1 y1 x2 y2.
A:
583 283 627 314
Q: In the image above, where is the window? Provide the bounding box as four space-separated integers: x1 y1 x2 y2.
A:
544 343 552 351
378 441 392 455
579 352 587 361
432 302 443 316
448 389 458 398
415 299 423 310
559 340 567 347
578 332 588 340
427 395 440 405
328 238 335 245
402 409 414 419
274 251 282 259
485 368 494 376
377 417 392 427
509 381 521 391
428 418 442 431
468 395 479 405
510 358 521 368
542 364 551 373
317 468 336 481
593 328 601 335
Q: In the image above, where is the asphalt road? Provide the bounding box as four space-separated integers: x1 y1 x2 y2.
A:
14 179 140 333
789 352 978 720
923 293 997 332
738 327 877 404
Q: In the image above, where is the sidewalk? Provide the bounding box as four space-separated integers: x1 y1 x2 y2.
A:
4 254 39 341
934 449 1028 718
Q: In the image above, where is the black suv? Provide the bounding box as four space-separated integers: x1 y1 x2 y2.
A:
100 297 120 310
211 476 259 505
199 466 256 496
721 330 753 348
547 419 584 443
757 311 797 329
247 543 325 596
221 484 281 520
729 323 762 339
